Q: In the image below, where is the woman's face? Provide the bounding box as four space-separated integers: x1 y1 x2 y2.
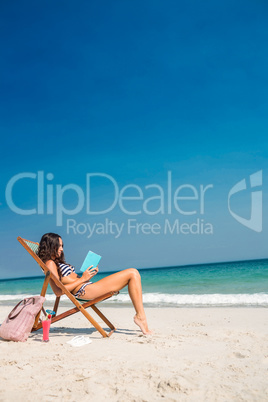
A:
57 237 63 258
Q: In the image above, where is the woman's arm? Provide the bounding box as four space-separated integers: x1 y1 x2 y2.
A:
49 278 64 297
45 260 64 296
46 260 97 294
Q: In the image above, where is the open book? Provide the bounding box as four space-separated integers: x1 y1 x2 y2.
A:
80 251 102 272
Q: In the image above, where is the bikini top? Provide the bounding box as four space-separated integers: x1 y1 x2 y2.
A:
58 263 76 277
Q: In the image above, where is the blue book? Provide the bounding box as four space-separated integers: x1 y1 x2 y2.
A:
80 251 102 272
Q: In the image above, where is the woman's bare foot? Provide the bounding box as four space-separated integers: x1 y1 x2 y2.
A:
134 314 152 335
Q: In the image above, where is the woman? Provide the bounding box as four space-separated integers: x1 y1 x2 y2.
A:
37 233 151 335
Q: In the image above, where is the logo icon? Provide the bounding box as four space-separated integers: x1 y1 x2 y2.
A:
228 170 262 232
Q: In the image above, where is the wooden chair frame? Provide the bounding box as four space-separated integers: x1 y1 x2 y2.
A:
17 236 117 338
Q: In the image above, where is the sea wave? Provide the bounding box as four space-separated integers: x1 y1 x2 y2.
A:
142 293 268 306
111 292 268 306
0 293 267 306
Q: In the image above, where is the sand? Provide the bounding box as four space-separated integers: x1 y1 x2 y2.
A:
0 306 267 401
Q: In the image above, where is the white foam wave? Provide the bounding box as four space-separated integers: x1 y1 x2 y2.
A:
0 294 63 302
0 293 267 306
108 292 268 306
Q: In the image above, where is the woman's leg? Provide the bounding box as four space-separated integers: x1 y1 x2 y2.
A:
82 268 151 335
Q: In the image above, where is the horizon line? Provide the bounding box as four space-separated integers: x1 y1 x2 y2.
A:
0 256 267 282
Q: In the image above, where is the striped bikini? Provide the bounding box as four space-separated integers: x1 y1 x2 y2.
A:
58 263 92 298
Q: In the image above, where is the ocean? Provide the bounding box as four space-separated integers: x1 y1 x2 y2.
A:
0 259 267 308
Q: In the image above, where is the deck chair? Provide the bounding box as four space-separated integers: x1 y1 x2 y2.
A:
17 236 117 337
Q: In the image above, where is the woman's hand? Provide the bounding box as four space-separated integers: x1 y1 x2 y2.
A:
82 265 98 281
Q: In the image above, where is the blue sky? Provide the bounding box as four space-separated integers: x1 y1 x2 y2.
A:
0 0 268 278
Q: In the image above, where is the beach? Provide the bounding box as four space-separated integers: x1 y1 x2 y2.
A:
0 306 267 401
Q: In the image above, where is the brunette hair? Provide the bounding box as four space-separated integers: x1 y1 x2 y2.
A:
37 233 66 271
